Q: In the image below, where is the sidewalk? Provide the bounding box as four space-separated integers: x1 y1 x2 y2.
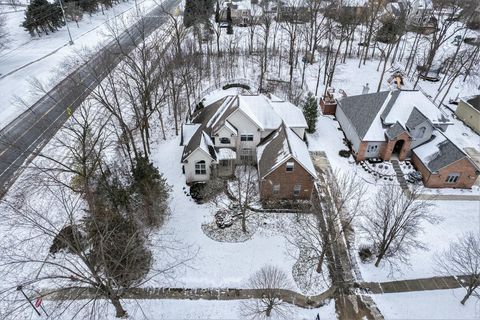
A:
42 286 336 309
361 275 467 294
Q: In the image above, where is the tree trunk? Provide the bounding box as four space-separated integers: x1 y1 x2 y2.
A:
266 304 273 317
374 252 384 267
111 296 127 318
316 249 326 273
460 288 473 305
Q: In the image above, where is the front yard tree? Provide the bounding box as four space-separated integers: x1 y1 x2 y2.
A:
231 165 257 233
436 233 480 305
241 265 292 319
303 93 318 133
361 185 436 268
0 13 7 50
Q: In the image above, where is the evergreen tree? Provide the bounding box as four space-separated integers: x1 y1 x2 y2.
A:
79 0 98 16
22 0 63 36
303 93 318 133
184 0 215 28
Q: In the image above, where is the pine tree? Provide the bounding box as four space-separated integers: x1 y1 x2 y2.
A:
303 93 318 133
22 0 63 36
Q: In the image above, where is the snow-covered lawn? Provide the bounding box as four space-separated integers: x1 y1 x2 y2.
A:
373 289 480 320
0 0 157 130
149 137 316 293
358 200 480 282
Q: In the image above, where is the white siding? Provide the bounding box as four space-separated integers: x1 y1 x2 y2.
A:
336 105 361 153
183 149 214 183
409 121 434 149
227 109 262 162
213 126 237 148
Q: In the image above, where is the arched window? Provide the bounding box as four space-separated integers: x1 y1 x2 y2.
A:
195 160 207 175
417 126 426 139
220 137 231 144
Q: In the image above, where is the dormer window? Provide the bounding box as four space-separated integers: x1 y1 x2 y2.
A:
286 162 294 172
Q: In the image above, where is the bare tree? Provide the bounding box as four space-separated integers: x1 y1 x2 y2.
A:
360 185 437 268
241 265 292 319
435 233 480 305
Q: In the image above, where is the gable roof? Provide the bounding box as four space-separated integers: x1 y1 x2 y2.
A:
338 90 451 141
238 95 282 130
182 97 231 162
405 107 430 129
464 95 480 112
270 99 308 128
413 132 475 172
337 91 392 140
256 124 317 179
385 121 408 140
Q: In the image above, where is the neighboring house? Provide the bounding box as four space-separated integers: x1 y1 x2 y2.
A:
336 89 479 188
455 96 480 134
412 132 479 188
181 94 315 200
385 0 435 30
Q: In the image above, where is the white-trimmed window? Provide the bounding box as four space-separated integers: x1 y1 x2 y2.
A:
240 134 254 142
293 184 301 196
445 173 460 183
286 162 294 172
195 160 207 175
272 184 280 194
220 137 231 144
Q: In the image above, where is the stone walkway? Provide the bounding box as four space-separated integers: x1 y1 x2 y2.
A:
42 286 336 309
361 275 467 294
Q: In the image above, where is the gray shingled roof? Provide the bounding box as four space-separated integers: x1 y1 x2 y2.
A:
337 91 391 139
379 90 401 122
426 139 467 172
405 107 429 130
181 97 229 162
385 121 408 140
466 95 480 112
257 125 290 179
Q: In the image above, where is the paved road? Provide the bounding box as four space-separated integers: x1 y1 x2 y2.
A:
0 0 181 194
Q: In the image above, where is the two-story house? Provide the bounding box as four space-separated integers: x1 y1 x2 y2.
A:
181 94 317 200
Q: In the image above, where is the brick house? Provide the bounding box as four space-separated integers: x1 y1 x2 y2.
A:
336 90 479 189
181 94 317 200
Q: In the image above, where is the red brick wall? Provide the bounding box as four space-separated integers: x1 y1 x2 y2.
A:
259 158 315 200
412 154 479 189
381 132 411 161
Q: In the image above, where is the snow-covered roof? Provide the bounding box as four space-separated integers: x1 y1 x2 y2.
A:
238 95 282 131
338 90 451 141
217 148 237 160
182 123 201 146
271 100 308 128
413 131 472 172
381 90 450 127
256 124 317 179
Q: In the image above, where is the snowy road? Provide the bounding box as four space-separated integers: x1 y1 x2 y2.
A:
0 0 181 193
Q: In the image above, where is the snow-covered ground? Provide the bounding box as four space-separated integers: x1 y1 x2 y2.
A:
357 200 480 282
0 0 157 130
373 289 480 319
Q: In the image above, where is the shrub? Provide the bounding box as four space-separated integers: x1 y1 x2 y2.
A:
339 150 350 158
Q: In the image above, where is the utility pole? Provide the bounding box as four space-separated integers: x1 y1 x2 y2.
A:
58 0 74 45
